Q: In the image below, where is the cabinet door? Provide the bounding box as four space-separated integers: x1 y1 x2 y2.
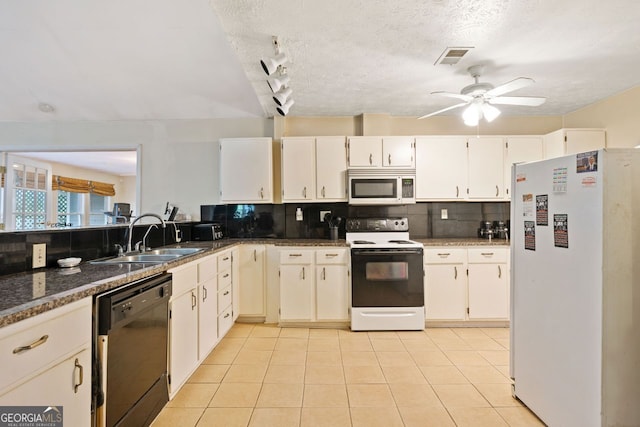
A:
169 289 199 394
415 137 467 200
220 138 273 203
316 136 347 200
467 137 504 199
316 264 349 321
424 264 467 320
198 280 218 360
282 137 315 201
383 136 415 167
504 136 543 199
565 129 606 154
279 265 313 321
347 137 382 167
0 349 91 427
468 264 509 319
239 245 266 316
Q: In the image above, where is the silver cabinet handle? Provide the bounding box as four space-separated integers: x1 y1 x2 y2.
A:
321 186 326 197
322 267 326 280
289 253 302 257
223 273 230 278
253 249 257 262
498 265 502 278
302 267 305 280
496 185 499 197
325 253 338 257
74 358 84 393
260 187 264 199
369 153 373 165
224 290 230 296
191 291 197 310
203 286 208 302
222 256 230 261
388 153 391 165
481 252 494 256
303 186 307 198
437 253 450 257
224 313 230 318
454 266 458 280
13 335 49 354
456 186 459 198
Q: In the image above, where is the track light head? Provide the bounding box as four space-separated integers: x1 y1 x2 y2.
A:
273 87 293 106
260 53 288 76
277 98 294 116
267 75 290 93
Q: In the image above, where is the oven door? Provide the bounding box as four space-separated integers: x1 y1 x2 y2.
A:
351 248 424 307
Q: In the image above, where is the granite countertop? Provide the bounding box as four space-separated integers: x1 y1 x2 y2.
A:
0 237 506 328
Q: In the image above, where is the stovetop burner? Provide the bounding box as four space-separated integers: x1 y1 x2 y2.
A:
353 240 375 244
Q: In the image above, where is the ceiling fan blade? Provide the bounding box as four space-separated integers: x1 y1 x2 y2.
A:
488 96 546 106
431 91 473 102
418 102 468 119
485 77 534 97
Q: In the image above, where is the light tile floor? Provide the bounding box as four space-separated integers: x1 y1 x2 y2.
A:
151 324 545 427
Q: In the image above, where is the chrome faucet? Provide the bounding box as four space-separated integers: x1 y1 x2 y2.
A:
136 224 158 252
127 213 166 253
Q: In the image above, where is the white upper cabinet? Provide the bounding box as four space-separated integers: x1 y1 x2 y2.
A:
543 128 606 158
504 136 544 199
467 137 505 199
281 137 316 201
220 137 273 203
415 136 468 200
316 136 347 201
382 136 415 167
347 136 415 168
347 137 382 167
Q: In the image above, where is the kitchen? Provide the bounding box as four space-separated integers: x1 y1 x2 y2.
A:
1 1 640 427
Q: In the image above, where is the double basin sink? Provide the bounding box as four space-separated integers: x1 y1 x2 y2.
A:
91 247 205 265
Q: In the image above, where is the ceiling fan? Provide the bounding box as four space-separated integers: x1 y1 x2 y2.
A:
419 65 546 125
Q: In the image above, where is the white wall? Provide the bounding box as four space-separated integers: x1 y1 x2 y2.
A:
0 118 273 219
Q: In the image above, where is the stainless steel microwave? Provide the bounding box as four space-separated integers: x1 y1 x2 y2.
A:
347 168 416 205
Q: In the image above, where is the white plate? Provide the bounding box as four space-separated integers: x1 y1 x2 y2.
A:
58 257 82 268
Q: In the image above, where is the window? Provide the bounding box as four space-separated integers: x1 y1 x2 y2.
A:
9 160 49 230
89 193 109 225
57 191 83 226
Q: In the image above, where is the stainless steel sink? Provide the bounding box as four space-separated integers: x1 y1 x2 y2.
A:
90 247 204 265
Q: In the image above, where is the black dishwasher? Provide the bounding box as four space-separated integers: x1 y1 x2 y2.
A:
94 273 172 427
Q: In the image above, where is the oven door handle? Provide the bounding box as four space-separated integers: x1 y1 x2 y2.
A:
351 249 423 256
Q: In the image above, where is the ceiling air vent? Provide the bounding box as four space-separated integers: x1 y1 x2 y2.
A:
434 47 473 65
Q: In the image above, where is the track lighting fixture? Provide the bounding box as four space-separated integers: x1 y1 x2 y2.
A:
273 87 293 106
260 53 289 76
267 74 290 93
276 99 294 116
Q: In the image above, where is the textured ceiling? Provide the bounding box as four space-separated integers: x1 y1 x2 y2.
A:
1 0 640 122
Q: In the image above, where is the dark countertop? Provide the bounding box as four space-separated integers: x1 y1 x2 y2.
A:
0 237 507 328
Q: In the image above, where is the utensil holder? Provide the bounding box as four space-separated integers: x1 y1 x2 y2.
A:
329 226 338 241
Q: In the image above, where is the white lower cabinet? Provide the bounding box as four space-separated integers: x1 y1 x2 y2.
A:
467 248 509 320
424 249 467 321
279 247 350 323
0 298 92 426
198 256 218 360
238 244 266 317
424 246 509 323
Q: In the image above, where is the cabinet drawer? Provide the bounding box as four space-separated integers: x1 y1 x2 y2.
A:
467 247 508 263
198 255 217 283
315 249 348 264
280 250 313 264
217 269 232 291
218 306 233 337
424 248 467 264
218 286 232 313
217 252 232 272
0 298 91 393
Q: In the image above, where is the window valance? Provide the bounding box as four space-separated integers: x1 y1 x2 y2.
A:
52 175 116 196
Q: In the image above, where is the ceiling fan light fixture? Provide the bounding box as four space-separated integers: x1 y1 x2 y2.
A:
273 87 293 106
260 52 288 76
482 104 501 122
276 98 294 116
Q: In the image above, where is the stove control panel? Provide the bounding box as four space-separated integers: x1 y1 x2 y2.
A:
346 217 409 232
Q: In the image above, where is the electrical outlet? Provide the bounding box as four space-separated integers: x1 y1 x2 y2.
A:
32 243 46 268
320 210 331 222
32 272 46 298
441 209 448 220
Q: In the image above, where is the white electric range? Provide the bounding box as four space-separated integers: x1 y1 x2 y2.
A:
346 217 425 331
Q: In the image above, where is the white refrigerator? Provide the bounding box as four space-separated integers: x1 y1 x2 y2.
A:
510 148 640 427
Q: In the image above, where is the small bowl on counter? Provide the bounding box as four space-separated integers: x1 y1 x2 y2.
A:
57 257 82 268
